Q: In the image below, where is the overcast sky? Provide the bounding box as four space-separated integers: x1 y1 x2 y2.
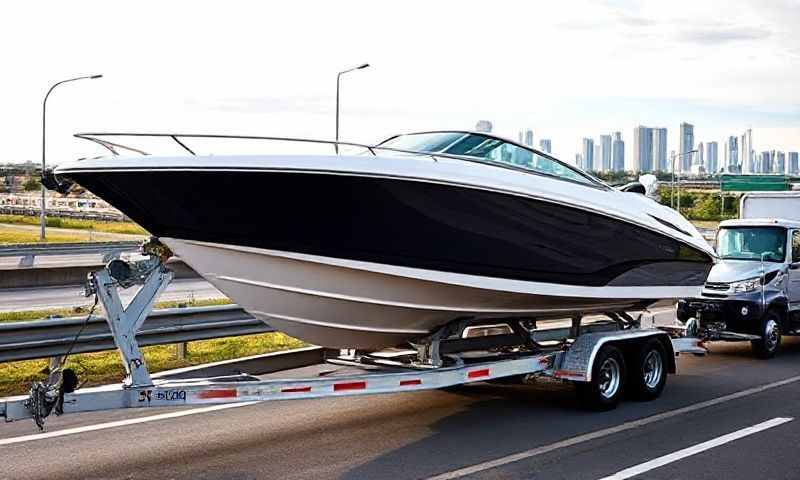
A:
2 0 799 168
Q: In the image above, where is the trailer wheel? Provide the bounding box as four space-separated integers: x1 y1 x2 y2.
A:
628 339 667 401
577 345 625 411
751 313 782 359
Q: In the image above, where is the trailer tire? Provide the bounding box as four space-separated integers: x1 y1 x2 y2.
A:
751 312 782 359
577 345 625 411
628 339 667 401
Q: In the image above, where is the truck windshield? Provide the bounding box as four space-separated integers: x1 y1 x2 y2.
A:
716 227 787 262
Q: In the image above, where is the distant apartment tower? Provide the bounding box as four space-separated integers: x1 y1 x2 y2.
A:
524 129 534 147
652 128 668 171
539 139 552 154
611 131 624 172
741 129 753 173
696 142 704 166
706 142 718 173
774 150 786 174
475 120 493 133
582 138 595 171
679 122 694 172
633 126 653 172
599 134 612 172
725 136 739 172
575 153 583 169
789 152 799 175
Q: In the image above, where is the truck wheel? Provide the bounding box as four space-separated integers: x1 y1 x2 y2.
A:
628 339 667 401
751 313 782 359
577 345 625 411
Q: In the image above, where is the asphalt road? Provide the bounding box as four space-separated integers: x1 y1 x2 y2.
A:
4 339 800 479
0 278 223 312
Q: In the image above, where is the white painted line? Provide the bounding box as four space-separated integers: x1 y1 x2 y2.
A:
0 401 259 447
598 417 793 480
426 374 800 480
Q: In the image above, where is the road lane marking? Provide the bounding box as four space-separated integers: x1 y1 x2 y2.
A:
0 401 259 446
597 417 793 479
426 374 800 480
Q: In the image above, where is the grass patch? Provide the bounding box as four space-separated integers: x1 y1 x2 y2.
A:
0 332 306 397
0 214 147 236
0 297 233 324
0 229 93 244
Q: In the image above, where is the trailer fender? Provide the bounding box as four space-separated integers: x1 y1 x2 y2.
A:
553 330 675 383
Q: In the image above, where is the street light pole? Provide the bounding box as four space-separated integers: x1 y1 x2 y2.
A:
41 74 103 241
335 63 369 154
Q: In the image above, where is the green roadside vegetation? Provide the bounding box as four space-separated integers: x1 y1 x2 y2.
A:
0 229 93 244
0 297 309 397
0 214 148 236
655 186 740 222
0 332 305 397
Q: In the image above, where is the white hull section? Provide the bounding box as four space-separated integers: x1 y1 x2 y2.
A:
163 239 702 349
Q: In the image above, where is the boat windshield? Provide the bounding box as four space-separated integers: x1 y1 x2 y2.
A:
379 132 599 186
716 226 787 262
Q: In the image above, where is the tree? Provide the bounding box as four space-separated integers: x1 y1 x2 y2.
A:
22 176 41 191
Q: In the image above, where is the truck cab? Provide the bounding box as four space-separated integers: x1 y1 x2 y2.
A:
678 211 800 357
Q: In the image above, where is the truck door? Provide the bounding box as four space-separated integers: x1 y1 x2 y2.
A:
790 230 800 312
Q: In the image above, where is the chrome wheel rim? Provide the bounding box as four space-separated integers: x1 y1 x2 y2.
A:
764 319 780 351
598 357 621 399
642 350 663 389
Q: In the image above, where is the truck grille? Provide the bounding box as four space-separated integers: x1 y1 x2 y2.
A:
704 282 730 291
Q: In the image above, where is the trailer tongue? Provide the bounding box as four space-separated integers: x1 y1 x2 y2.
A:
2 239 706 430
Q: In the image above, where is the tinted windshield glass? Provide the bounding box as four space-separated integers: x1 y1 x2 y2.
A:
717 227 787 262
380 132 596 186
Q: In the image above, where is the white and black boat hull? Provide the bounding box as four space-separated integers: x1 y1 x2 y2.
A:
55 155 715 348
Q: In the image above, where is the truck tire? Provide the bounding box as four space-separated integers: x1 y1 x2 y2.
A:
751 312 782 359
628 339 667 401
577 345 626 411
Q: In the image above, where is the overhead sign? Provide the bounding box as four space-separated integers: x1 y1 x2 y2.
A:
720 174 791 192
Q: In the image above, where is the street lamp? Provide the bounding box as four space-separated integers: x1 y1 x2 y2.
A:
335 63 369 154
670 149 698 215
41 74 103 240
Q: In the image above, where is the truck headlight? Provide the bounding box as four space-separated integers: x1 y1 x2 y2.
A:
731 277 762 293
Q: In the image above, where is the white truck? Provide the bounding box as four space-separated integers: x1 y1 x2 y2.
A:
677 191 800 357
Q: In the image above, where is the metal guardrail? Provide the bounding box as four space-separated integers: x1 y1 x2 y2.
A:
0 241 142 269
0 305 272 362
0 240 141 258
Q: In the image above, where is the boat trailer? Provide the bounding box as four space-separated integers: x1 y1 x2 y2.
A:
1 240 708 430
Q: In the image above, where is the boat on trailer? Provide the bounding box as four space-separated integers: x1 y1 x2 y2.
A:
48 131 716 349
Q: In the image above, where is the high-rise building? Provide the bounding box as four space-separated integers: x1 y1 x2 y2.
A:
524 129 534 147
633 126 653 172
725 136 738 172
611 131 624 172
773 150 786 174
741 129 753 173
759 150 771 173
696 142 705 166
679 122 694 172
575 153 583 169
594 144 601 172
789 152 799 175
652 128 668 171
582 138 595 171
706 142 718 173
539 139 552 154
599 134 612 172
475 120 493 133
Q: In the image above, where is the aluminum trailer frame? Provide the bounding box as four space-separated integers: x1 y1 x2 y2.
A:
1 240 707 429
